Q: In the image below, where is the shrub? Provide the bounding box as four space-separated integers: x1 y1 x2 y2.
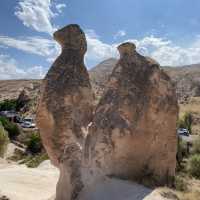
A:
174 175 188 191
27 153 49 168
26 133 43 154
8 148 26 162
0 122 9 157
19 153 49 168
177 136 188 169
161 191 179 200
188 154 200 179
0 117 20 140
184 112 193 134
177 112 193 134
192 136 200 154
0 99 17 111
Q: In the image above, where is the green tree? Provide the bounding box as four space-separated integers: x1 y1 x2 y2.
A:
0 117 20 140
0 99 17 111
26 133 43 154
177 112 193 134
176 136 188 170
188 154 200 179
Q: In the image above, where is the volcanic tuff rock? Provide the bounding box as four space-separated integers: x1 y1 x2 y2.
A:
37 24 178 200
85 42 178 185
36 24 94 200
16 88 31 112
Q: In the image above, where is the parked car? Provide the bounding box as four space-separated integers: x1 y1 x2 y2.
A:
0 110 19 122
177 128 190 136
23 117 34 123
21 121 36 128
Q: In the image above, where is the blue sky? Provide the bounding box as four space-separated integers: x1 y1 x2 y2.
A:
0 0 200 79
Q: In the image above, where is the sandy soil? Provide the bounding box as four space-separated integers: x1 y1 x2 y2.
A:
0 160 59 200
80 177 167 200
0 159 170 200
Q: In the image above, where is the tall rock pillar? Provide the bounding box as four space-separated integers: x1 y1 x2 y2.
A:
36 24 94 200
85 42 178 185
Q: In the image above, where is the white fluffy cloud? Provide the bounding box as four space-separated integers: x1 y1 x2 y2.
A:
133 36 200 66
15 0 66 34
86 31 200 67
86 34 118 63
56 3 66 14
1 31 200 68
1 29 200 79
114 30 126 40
0 54 45 79
7 0 199 79
0 35 60 62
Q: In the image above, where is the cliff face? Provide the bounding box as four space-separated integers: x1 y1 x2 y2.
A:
36 24 94 200
85 42 178 185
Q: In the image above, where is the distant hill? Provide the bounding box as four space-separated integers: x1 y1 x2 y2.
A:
0 60 200 103
89 58 118 97
164 64 200 101
0 79 41 101
90 59 200 101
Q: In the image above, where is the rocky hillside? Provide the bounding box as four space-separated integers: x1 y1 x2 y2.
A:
0 80 41 102
90 59 200 101
164 64 200 101
0 61 200 103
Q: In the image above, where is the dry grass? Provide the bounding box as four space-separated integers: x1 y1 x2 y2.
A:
167 176 200 200
179 191 200 200
178 177 200 200
179 97 200 135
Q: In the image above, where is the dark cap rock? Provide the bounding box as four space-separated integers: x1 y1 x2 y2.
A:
53 24 87 54
118 42 136 58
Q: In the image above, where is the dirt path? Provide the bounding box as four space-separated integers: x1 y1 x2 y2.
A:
0 159 170 200
0 160 59 200
80 177 167 200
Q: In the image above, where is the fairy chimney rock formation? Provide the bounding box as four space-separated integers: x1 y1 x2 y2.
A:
86 42 178 185
118 42 136 57
36 24 94 200
37 26 178 199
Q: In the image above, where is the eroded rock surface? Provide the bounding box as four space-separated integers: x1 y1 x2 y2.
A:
16 88 31 112
85 42 178 185
36 24 94 200
37 24 178 200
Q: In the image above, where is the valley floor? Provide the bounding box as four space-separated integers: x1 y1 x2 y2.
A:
0 159 59 200
0 157 179 200
1 142 200 200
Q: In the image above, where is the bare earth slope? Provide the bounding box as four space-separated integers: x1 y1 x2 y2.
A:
0 159 59 200
0 158 168 200
0 61 199 103
164 64 200 101
90 59 200 101
0 79 41 101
